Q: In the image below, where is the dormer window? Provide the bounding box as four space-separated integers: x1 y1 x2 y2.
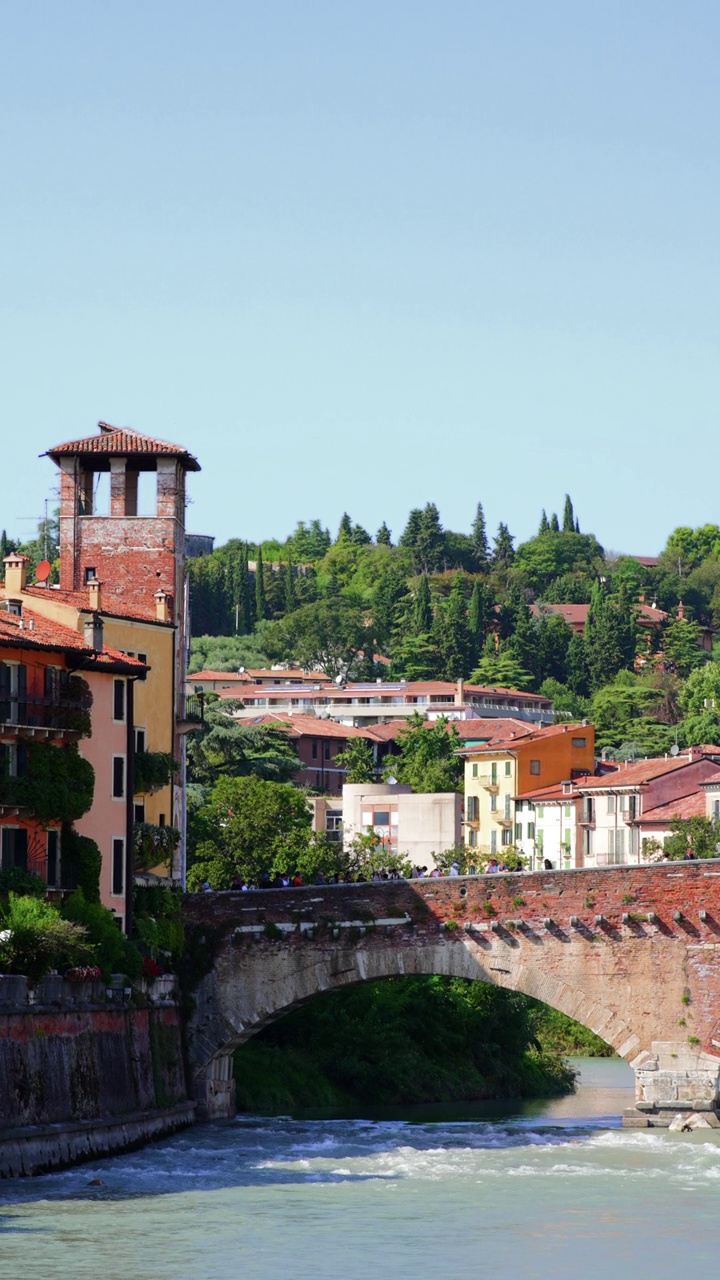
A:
7 600 21 617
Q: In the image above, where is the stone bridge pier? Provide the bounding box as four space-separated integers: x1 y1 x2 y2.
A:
182 862 720 1127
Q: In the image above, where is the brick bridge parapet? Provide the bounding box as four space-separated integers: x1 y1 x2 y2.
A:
182 862 720 1127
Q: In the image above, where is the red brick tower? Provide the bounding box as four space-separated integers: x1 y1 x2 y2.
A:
45 422 200 619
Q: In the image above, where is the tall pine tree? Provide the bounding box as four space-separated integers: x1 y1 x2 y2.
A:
562 494 575 533
254 546 267 623
492 523 515 568
538 510 550 534
471 502 490 570
436 573 472 679
376 522 392 545
413 575 433 634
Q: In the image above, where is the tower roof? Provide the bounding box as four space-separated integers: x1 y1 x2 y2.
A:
43 421 201 471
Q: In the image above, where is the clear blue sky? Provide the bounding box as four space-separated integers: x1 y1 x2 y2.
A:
1 1 718 555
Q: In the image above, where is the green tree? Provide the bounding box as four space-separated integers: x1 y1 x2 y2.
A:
562 494 575 533
414 503 445 574
550 513 560 532
538 510 549 535
663 816 720 861
188 775 316 887
335 737 376 783
590 671 673 753
468 580 491 663
471 502 490 570
585 582 636 692
376 521 392 545
435 573 472 679
277 598 368 679
470 645 534 691
337 512 353 542
566 631 591 697
288 520 331 562
662 614 707 678
254 546 267 622
385 714 462 792
372 565 409 654
187 701 299 787
413 574 433 635
492 522 515 568
390 633 443 681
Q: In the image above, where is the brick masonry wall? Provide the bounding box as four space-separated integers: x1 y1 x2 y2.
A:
0 1005 187 1129
184 862 720 1063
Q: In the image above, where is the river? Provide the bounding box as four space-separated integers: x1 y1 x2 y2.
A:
2 1059 719 1279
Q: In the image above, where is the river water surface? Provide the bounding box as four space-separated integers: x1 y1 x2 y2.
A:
2 1059 719 1279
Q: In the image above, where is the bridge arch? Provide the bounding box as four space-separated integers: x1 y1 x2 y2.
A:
183 867 720 1125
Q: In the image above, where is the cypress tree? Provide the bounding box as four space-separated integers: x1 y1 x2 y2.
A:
539 510 549 535
413 575 433 634
376 522 392 546
566 631 591 697
468 581 489 662
284 556 296 614
240 545 253 632
415 503 445 574
400 508 423 553
254 546 267 622
550 513 560 533
562 494 575 533
471 502 490 570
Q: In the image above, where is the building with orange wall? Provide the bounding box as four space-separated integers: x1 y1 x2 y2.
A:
0 581 145 929
460 722 595 866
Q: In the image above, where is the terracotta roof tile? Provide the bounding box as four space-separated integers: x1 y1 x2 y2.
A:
24 585 170 625
640 792 707 823
44 422 200 471
578 753 720 789
458 722 592 755
0 609 146 671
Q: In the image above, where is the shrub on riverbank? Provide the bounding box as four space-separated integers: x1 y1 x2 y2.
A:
233 977 577 1111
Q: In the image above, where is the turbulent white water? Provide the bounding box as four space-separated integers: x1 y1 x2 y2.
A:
2 1060 719 1280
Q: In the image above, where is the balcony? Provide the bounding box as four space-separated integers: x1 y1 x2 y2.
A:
177 692 205 734
0 687 91 739
478 774 499 793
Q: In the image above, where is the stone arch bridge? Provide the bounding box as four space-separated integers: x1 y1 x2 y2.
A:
182 862 720 1127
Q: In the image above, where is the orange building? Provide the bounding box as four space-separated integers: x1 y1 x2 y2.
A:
460 722 595 865
0 588 145 929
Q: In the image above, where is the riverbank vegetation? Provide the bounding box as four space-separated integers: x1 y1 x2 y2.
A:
233 977 589 1112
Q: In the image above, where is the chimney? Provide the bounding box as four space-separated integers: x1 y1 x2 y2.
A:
88 578 102 612
154 589 170 623
677 600 685 620
84 613 104 652
455 678 465 706
3 553 30 596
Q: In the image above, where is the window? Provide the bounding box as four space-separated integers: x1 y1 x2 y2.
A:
113 679 126 723
536 830 544 851
527 822 535 840
137 652 147 665
135 728 146 753
515 823 522 841
134 801 146 823
324 743 330 760
629 827 640 856
572 737 587 748
373 810 390 826
607 795 616 814
158 813 166 828
112 755 125 799
537 805 544 818
564 804 572 818
504 794 511 820
491 763 498 785
46 830 59 887
530 760 540 776
112 838 125 896
564 828 572 852
490 830 497 854
501 828 512 846
1 827 27 870
472 763 478 778
714 800 720 820
84 567 97 583
312 741 318 760
468 828 477 847
326 811 343 844
466 795 479 822
490 793 498 812
582 797 594 823
504 761 511 776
